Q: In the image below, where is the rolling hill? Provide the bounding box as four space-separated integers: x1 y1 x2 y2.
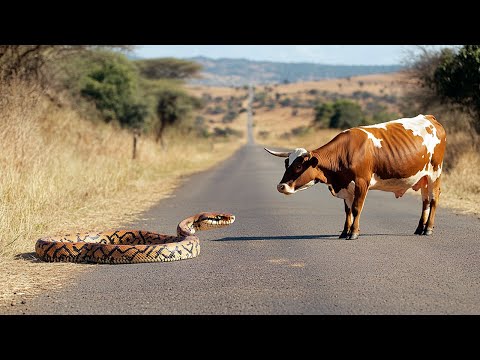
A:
188 56 402 86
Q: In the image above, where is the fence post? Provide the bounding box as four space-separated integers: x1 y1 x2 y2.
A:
132 129 140 160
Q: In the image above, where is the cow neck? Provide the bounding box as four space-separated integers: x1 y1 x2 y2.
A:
311 133 349 182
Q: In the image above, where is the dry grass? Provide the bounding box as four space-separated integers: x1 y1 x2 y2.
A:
441 149 480 217
0 80 245 312
273 72 407 98
186 84 242 98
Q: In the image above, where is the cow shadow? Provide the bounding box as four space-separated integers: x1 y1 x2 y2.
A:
215 233 403 241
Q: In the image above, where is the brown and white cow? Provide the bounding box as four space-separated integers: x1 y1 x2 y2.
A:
265 114 446 240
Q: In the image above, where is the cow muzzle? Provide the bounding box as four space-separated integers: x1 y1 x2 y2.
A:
277 183 295 195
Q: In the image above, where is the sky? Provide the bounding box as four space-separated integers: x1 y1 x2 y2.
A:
133 45 452 66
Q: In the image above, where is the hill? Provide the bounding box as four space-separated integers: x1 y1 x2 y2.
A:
188 56 403 86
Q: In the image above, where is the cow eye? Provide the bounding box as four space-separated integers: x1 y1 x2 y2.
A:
295 164 302 172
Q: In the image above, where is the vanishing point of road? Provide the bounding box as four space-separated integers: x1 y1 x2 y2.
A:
16 94 480 314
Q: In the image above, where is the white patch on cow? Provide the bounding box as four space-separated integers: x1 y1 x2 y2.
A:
296 180 316 192
363 123 388 130
389 114 441 162
358 128 383 148
369 161 443 198
335 181 355 208
287 148 308 168
279 180 316 195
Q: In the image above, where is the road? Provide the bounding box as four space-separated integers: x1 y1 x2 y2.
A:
17 131 480 314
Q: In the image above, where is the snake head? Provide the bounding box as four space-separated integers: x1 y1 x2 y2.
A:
195 212 236 230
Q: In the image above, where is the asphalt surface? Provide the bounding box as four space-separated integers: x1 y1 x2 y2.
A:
16 132 480 315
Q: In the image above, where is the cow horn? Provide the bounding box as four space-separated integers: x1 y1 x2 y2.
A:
264 148 290 158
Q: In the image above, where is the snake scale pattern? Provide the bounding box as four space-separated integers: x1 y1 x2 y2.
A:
35 212 235 264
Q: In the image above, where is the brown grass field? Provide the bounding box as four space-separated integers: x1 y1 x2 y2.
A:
270 72 408 97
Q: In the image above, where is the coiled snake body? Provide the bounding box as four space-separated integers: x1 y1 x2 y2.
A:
35 212 235 264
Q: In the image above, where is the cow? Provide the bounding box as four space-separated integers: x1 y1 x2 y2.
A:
265 114 446 240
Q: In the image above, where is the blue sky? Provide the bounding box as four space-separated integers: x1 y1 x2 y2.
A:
134 45 452 66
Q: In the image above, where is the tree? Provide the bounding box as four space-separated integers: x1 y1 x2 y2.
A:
80 51 147 128
432 45 480 133
314 102 335 128
0 45 133 84
330 100 364 129
134 58 202 80
154 86 202 147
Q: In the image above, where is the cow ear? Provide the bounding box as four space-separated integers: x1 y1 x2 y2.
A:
309 155 318 168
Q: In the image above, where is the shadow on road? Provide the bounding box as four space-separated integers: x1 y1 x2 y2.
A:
216 234 339 241
14 252 41 263
216 233 404 241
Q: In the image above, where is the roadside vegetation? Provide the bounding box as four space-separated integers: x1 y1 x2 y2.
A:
0 46 246 310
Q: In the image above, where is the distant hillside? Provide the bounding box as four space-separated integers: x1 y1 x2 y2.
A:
188 56 403 87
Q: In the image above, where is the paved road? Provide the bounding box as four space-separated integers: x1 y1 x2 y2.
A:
18 137 480 314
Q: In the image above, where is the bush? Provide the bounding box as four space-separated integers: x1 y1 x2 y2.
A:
213 127 243 138
258 130 270 138
291 126 310 136
279 98 292 107
314 102 335 128
80 52 147 128
222 110 238 123
330 100 364 129
314 100 364 129
206 106 225 115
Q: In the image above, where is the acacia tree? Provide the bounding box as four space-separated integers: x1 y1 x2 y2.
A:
134 58 202 80
134 58 203 147
154 87 202 147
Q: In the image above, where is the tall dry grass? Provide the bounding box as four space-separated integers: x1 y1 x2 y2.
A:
0 80 245 310
440 131 480 217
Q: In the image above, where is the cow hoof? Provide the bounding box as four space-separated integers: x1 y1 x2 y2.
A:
423 229 433 236
414 226 424 235
339 231 348 239
347 233 359 240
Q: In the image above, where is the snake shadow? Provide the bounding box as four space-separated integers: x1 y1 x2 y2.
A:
215 233 400 241
14 252 41 263
14 252 98 265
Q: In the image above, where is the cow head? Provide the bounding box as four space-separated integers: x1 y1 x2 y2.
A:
265 147 324 195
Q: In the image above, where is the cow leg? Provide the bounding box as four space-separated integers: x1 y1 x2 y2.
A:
414 180 430 235
339 199 353 238
424 177 441 236
347 179 368 240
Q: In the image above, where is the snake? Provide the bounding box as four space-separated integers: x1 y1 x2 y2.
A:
35 212 235 264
